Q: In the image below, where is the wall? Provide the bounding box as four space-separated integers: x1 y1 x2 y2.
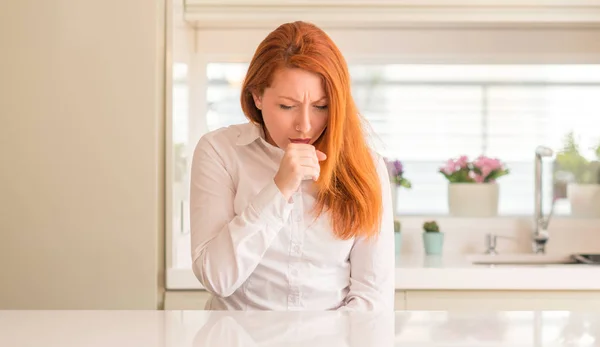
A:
396 217 600 256
192 28 600 64
0 0 166 309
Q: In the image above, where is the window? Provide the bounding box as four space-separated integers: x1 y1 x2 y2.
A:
166 25 600 283
200 63 600 216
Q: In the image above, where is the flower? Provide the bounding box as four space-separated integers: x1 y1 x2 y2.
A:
439 155 509 183
471 155 509 183
456 155 469 169
439 155 473 183
393 160 403 176
441 155 469 175
384 157 412 189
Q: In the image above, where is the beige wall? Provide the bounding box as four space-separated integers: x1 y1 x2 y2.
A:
0 0 166 309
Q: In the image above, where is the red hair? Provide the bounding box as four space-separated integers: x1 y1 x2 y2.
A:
240 21 382 240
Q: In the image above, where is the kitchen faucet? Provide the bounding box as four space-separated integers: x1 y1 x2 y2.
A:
533 146 555 254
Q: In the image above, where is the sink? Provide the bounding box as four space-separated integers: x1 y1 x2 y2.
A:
468 254 577 265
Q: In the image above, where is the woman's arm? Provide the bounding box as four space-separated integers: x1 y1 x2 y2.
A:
190 137 293 297
339 155 395 311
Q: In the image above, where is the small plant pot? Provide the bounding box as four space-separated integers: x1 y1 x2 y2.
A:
423 232 444 255
394 232 402 255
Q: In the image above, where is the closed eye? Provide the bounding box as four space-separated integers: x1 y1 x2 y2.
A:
279 104 293 110
315 105 328 110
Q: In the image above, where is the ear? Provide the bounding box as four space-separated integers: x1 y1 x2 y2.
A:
251 92 263 110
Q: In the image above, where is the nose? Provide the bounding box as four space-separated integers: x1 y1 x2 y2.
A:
296 106 311 134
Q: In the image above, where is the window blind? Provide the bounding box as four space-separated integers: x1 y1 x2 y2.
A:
201 63 600 216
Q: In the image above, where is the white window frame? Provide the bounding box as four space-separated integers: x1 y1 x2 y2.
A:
183 0 600 29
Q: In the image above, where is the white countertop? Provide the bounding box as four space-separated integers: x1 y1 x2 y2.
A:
1 310 599 346
394 254 600 290
167 254 600 291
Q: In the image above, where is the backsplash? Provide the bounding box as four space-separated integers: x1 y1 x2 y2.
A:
396 217 600 256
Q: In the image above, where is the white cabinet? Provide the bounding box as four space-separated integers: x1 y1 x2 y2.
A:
404 290 600 310
394 291 406 310
164 291 212 310
164 291 408 310
163 290 600 310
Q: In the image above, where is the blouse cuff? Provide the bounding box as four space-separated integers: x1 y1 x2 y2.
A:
248 180 294 226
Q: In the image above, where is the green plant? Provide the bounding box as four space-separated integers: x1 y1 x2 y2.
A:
555 132 600 184
423 220 439 233
394 220 401 233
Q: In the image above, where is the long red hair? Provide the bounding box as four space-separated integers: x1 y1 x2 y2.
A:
240 21 382 240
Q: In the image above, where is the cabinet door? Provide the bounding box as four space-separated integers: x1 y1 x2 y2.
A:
394 291 406 310
164 291 212 310
405 290 600 310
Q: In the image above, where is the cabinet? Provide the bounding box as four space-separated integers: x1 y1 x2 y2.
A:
402 290 600 310
164 291 212 310
164 291 408 310
163 290 600 310
394 291 406 310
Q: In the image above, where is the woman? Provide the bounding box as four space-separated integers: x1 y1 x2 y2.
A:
190 21 394 311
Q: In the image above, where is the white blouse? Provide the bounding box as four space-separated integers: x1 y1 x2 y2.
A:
190 122 395 311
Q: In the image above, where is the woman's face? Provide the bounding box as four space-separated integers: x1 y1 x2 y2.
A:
252 67 329 149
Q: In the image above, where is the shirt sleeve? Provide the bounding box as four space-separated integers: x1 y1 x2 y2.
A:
189 137 294 297
338 155 395 311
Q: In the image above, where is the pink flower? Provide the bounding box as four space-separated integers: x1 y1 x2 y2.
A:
440 155 470 175
473 155 503 179
441 154 509 183
473 156 502 170
441 159 456 175
471 172 486 183
456 155 469 168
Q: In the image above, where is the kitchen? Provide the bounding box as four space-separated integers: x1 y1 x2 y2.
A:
2 0 600 345
166 0 600 312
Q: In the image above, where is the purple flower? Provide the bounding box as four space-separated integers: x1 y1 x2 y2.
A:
384 157 412 188
393 160 403 175
384 158 403 176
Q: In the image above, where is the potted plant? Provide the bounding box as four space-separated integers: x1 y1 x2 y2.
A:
394 219 402 255
439 155 509 217
554 132 600 217
422 220 443 255
384 158 412 217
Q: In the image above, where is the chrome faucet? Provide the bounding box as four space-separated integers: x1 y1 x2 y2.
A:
533 146 555 254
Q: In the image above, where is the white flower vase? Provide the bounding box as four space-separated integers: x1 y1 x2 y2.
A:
567 183 600 218
448 183 499 217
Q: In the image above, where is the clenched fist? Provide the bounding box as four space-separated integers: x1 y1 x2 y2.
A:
274 143 327 200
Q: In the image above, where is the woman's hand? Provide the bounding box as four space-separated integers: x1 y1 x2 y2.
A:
274 143 327 200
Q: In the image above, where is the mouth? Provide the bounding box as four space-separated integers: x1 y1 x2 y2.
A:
289 138 311 144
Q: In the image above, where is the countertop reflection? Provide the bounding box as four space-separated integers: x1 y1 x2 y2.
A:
188 311 393 347
1 310 599 346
